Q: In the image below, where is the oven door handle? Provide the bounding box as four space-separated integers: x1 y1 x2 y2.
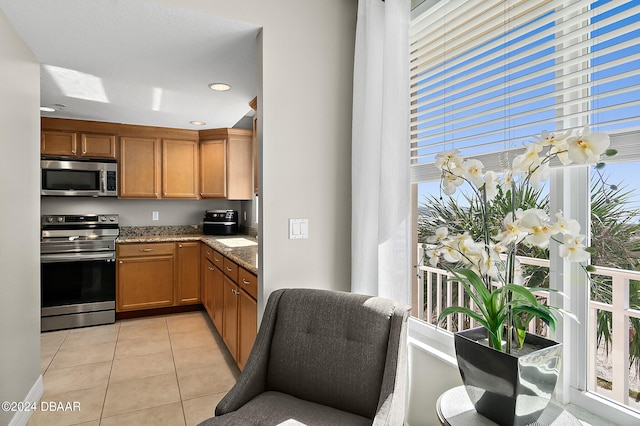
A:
41 252 115 263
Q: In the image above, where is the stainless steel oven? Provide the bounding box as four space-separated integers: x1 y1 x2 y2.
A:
40 214 119 331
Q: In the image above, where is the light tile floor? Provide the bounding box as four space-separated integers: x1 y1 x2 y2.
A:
30 311 240 426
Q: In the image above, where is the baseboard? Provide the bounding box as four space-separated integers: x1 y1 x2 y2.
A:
8 375 43 426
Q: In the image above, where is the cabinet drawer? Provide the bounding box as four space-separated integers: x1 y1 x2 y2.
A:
212 250 224 269
238 267 257 300
223 257 238 282
202 244 215 263
118 242 175 257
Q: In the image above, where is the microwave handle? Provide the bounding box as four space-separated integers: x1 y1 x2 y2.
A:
101 169 105 193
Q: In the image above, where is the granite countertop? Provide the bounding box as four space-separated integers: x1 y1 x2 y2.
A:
116 226 258 274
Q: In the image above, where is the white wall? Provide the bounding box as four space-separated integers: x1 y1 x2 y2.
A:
0 9 42 426
155 0 357 314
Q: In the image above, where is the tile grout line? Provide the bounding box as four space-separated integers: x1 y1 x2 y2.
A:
98 322 121 425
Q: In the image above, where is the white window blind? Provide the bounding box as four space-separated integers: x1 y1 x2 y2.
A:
410 0 640 182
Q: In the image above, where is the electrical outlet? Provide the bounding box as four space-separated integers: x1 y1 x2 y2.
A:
152 211 159 221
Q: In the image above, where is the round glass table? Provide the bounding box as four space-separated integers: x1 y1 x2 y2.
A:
436 386 582 426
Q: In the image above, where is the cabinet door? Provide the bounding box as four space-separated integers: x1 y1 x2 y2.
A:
200 139 226 198
41 130 77 156
81 134 116 158
163 139 199 199
117 255 174 311
120 136 160 198
227 135 253 200
203 258 214 318
176 242 201 305
238 289 257 371
223 277 239 358
212 265 224 335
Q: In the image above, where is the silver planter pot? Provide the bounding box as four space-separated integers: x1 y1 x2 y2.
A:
454 327 563 426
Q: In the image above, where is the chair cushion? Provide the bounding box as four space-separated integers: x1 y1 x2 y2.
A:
198 391 372 426
266 289 393 419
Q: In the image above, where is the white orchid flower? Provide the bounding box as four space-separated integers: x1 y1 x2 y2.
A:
441 244 462 263
427 226 449 244
462 159 485 188
500 170 514 192
554 212 580 235
426 248 441 267
479 250 499 280
512 258 524 285
559 234 590 262
527 161 550 188
495 211 526 246
512 143 543 173
435 149 464 171
565 126 610 164
518 209 556 248
535 130 571 147
483 170 500 200
441 168 464 195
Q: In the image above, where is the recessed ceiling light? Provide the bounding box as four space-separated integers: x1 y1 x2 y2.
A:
208 83 231 91
40 106 56 112
190 121 206 126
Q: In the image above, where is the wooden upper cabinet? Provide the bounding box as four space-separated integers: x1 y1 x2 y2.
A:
119 136 161 198
81 133 116 158
162 139 199 199
41 130 78 157
200 139 226 198
199 128 252 200
41 130 116 159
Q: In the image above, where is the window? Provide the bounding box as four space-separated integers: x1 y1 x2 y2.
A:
409 0 640 422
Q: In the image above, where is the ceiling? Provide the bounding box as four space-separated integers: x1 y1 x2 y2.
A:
0 0 260 130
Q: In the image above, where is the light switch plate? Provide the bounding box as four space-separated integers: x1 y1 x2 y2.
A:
289 218 308 239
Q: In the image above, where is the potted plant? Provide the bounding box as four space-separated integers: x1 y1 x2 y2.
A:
426 127 615 425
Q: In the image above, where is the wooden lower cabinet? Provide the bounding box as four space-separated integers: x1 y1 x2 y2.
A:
223 277 239 358
117 243 175 311
176 242 201 305
238 288 257 370
117 241 202 312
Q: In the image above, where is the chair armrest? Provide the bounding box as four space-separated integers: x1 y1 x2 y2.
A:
215 289 288 415
373 304 411 425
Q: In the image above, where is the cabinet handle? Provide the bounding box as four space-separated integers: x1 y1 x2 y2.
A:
140 248 153 252
242 279 251 285
179 244 183 248
119 260 123 264
71 150 76 154
232 289 239 295
82 150 86 154
226 267 232 271
208 267 214 271
206 250 211 255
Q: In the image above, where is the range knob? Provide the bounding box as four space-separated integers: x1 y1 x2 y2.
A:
56 216 64 223
109 216 117 222
46 217 54 223
99 216 107 222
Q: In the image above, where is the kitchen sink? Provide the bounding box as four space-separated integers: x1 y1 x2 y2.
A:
216 237 257 248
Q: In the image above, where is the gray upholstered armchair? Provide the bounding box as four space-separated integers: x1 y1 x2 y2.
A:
198 288 411 426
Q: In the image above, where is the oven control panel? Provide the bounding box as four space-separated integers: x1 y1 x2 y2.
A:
42 214 119 226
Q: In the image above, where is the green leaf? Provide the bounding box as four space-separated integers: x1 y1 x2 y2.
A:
605 149 618 157
585 265 597 272
585 247 597 254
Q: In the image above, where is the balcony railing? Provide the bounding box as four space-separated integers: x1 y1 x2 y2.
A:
415 244 640 409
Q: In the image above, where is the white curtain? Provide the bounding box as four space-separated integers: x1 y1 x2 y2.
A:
352 0 411 304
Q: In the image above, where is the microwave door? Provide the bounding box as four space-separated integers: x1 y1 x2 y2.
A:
41 168 102 196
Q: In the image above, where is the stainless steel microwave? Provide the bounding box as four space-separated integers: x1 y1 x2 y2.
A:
41 158 118 197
